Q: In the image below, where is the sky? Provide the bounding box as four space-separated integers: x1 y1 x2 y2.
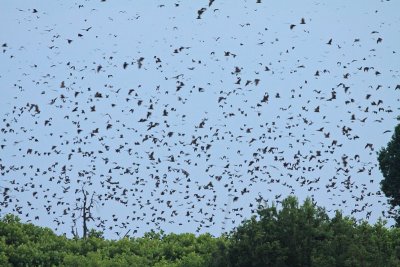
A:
0 0 399 239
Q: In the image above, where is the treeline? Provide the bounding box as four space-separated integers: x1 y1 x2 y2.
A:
1 196 400 267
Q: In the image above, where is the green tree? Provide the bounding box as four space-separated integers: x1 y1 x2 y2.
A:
227 196 331 267
3 196 400 266
378 121 400 224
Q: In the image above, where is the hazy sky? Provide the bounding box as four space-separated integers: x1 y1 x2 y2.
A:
1 0 399 239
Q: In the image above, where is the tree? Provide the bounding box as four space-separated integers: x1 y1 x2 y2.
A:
378 120 400 224
72 185 99 239
2 199 400 266
227 196 330 267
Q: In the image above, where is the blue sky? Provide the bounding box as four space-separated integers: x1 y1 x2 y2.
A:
0 0 399 239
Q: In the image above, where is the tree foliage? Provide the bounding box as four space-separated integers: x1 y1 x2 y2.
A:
1 196 400 266
379 121 400 224
227 196 400 267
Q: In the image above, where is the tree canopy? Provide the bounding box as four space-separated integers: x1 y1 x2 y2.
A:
1 196 400 266
379 120 400 224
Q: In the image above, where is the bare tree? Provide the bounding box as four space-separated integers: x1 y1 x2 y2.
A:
72 185 98 238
